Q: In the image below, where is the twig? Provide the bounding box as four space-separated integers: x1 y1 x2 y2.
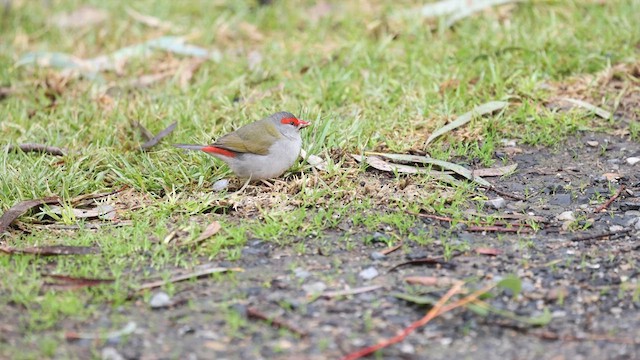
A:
570 228 631 242
411 211 534 229
412 212 454 222
42 274 114 290
139 122 177 150
70 185 129 206
342 282 478 360
533 330 638 345
594 185 625 213
247 307 308 337
389 257 456 272
380 242 403 255
466 225 532 233
0 245 98 255
320 285 383 299
136 266 243 292
7 143 67 156
483 186 525 201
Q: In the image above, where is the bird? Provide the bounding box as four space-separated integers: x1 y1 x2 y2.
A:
174 111 311 180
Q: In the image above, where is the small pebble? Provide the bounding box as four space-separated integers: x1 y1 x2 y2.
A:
609 225 625 232
500 139 517 147
400 343 415 354
484 197 506 209
370 251 386 260
610 307 623 317
149 292 171 309
294 268 311 279
556 211 575 221
101 347 125 360
626 157 640 165
302 281 326 295
586 140 599 147
552 310 567 318
359 267 379 280
212 179 229 192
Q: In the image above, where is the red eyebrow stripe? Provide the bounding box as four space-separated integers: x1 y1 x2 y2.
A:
280 117 298 125
201 146 237 158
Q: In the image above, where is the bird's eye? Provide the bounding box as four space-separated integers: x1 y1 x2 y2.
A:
281 117 298 126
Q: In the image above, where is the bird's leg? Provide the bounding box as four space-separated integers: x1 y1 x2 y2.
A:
260 179 274 187
234 176 252 194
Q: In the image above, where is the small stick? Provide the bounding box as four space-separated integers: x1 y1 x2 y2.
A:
594 185 625 213
8 143 67 156
412 212 454 222
380 242 403 255
466 226 532 233
570 228 631 242
247 307 307 337
533 330 638 345
320 285 383 299
411 212 533 228
483 186 525 201
342 281 476 360
388 257 456 272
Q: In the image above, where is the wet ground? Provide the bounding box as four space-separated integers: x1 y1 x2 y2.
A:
20 131 639 360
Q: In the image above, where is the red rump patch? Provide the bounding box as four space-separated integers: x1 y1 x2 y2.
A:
202 146 237 158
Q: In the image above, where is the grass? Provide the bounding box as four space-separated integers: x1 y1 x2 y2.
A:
1 0 640 357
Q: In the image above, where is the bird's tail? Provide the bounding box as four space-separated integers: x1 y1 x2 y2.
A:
173 144 207 151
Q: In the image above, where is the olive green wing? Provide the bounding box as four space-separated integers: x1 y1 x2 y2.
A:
213 120 282 155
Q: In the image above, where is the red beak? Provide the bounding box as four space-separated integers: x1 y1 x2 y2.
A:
298 119 311 129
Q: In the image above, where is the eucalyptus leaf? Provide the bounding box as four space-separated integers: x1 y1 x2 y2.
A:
391 292 439 306
425 101 509 146
365 152 492 187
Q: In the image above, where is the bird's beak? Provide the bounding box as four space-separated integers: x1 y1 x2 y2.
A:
298 119 311 129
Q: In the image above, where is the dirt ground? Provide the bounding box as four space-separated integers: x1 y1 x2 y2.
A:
8 130 635 360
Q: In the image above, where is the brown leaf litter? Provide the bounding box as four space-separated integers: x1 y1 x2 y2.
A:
546 61 640 126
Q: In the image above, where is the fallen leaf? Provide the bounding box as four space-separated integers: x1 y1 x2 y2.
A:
365 152 492 187
300 149 329 171
426 101 509 146
66 322 136 341
411 0 520 27
472 163 518 177
558 97 612 119
42 274 114 290
0 245 99 256
602 173 620 182
137 265 243 291
320 285 383 299
475 247 502 256
405 276 459 287
180 220 221 247
17 36 220 75
52 5 108 29
125 7 176 30
127 72 174 88
139 122 177 150
391 292 439 305
47 204 116 220
7 143 67 156
445 0 520 27
389 257 456 272
351 154 461 185
0 197 61 234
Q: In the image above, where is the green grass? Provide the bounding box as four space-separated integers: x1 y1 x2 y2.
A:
1 0 639 357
